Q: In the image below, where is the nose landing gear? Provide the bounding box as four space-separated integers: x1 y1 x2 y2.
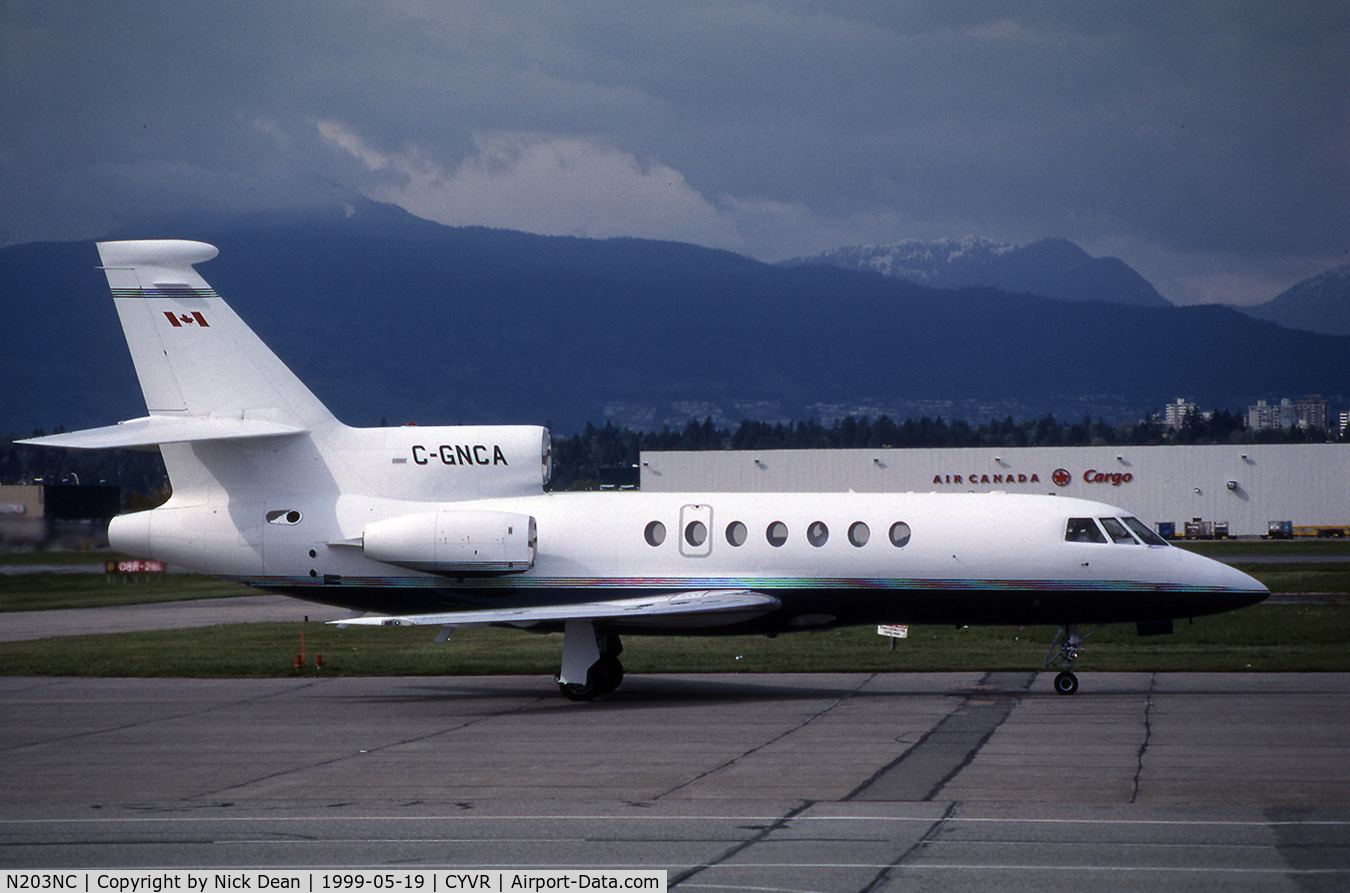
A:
1043 624 1099 695
1053 668 1080 696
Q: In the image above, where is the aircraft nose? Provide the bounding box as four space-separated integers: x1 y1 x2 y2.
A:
1188 548 1269 610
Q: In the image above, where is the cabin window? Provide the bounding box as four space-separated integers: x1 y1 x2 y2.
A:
644 520 666 547
1099 517 1138 544
1123 516 1169 546
1065 518 1106 543
848 521 870 547
807 521 829 547
685 520 708 547
889 521 911 547
766 521 789 547
726 521 747 546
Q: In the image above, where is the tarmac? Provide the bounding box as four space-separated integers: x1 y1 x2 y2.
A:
1 670 1348 889
1 597 1348 887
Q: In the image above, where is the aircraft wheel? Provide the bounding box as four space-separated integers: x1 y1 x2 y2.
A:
557 676 599 701
592 656 624 694
1053 671 1080 696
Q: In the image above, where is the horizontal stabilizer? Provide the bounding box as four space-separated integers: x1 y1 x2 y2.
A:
19 415 309 449
330 589 780 629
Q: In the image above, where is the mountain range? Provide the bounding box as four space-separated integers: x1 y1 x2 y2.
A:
782 237 1171 308
1241 264 1350 337
786 236 1350 339
3 200 1348 437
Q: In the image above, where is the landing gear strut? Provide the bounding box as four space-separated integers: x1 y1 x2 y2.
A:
556 620 624 701
1042 624 1098 695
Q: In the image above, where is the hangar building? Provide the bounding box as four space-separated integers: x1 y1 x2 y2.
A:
0 483 120 546
639 443 1350 538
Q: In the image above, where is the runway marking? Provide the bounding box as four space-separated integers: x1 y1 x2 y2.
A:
675 885 829 893
0 856 1334 876
668 801 815 890
4 815 1350 827
675 864 1350 874
0 836 1316 851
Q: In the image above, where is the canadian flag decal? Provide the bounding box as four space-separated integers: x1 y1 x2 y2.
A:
164 311 210 328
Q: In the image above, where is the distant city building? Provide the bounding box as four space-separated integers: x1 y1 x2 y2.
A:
1162 398 1201 430
1340 411 1350 438
1248 397 1328 431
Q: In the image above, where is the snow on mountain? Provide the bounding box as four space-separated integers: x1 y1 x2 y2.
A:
799 237 1016 282
782 237 1171 308
1241 263 1350 337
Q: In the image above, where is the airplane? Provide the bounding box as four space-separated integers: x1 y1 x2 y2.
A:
22 239 1268 699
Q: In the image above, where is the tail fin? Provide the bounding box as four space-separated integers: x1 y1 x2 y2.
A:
22 240 336 449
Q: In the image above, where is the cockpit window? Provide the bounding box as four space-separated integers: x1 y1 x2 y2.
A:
1123 516 1170 546
1065 518 1106 543
1099 517 1139 544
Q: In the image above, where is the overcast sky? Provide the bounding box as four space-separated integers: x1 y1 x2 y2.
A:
4 2 1347 305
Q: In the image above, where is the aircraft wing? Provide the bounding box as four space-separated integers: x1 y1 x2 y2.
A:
17 415 308 449
331 589 781 629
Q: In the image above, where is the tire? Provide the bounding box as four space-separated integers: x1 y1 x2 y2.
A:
592 656 624 694
557 678 599 701
1053 671 1079 696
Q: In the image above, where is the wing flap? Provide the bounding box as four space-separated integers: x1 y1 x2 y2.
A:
18 415 309 449
331 589 780 629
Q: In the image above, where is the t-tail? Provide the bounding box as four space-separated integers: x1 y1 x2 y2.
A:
27 241 335 451
21 240 551 571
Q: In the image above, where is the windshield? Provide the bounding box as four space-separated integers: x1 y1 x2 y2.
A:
1066 516 1170 546
1123 516 1169 546
1100 517 1139 544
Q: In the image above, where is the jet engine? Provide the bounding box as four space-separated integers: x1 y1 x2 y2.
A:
363 510 536 575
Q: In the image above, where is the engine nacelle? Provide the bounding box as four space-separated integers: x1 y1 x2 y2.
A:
363 510 536 575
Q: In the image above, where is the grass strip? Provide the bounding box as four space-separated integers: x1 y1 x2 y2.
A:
1 604 1347 677
0 550 123 566
1179 540 1350 556
0 573 252 612
1231 564 1350 594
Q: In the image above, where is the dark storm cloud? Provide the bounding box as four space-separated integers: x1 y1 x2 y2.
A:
3 1 1346 304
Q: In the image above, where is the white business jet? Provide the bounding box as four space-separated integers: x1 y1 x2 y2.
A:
23 240 1267 698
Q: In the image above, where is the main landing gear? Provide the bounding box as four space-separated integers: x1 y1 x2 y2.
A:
1042 624 1100 695
556 620 624 701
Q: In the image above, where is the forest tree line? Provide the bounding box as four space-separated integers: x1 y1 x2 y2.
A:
549 410 1343 489
4 408 1344 500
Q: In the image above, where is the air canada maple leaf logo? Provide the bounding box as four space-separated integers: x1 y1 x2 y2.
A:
1052 468 1072 487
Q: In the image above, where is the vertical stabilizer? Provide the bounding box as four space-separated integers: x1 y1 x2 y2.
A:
97 240 336 431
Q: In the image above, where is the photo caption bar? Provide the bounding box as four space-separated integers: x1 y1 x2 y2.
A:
1 872 665 893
